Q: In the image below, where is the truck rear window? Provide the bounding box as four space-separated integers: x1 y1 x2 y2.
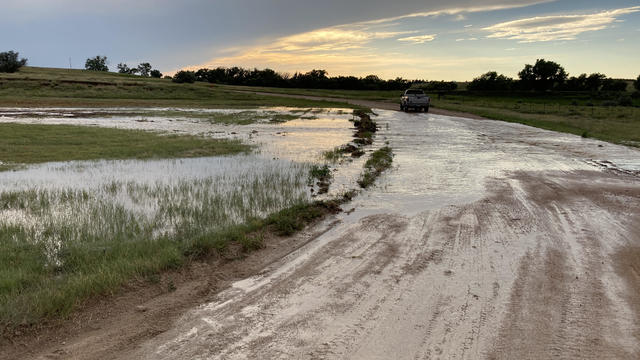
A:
406 90 424 95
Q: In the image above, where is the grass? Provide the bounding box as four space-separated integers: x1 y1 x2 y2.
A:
222 84 402 102
0 67 360 109
0 123 250 169
0 161 319 329
358 146 394 188
432 95 640 146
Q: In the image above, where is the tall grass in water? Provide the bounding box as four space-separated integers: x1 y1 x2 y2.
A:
0 163 311 328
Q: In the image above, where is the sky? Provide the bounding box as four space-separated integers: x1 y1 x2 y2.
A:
1 0 639 80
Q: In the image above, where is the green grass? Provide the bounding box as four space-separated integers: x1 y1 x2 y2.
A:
0 67 359 109
432 95 640 146
0 161 322 329
358 146 394 188
0 123 250 169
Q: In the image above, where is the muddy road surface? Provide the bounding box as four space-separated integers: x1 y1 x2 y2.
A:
19 109 640 359
111 110 639 360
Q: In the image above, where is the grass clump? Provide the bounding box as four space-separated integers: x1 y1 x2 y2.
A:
0 123 250 167
358 146 394 188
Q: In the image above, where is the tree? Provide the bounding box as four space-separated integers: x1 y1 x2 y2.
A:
518 59 566 91
601 78 628 92
137 62 152 77
634 75 640 91
585 73 606 92
467 71 513 91
0 51 27 73
150 69 162 78
172 70 196 83
85 56 108 71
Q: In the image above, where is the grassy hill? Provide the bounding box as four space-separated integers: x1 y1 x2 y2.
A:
0 67 356 109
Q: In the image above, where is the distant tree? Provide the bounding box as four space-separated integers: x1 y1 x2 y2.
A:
601 78 628 92
468 71 513 91
518 59 566 91
137 62 152 77
150 69 162 78
564 73 587 91
172 70 196 83
585 73 606 92
117 63 131 74
85 55 109 71
634 75 640 91
0 51 27 73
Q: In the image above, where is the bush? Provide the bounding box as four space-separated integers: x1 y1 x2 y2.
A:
601 79 628 92
172 70 196 83
617 95 633 107
634 75 640 92
150 69 163 78
0 51 27 73
85 56 108 71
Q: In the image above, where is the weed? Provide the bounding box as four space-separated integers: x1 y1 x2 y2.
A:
358 146 394 188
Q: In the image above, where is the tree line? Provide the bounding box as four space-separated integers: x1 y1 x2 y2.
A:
468 59 633 93
1 50 639 96
173 67 459 91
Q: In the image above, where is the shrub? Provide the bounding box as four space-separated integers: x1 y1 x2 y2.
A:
0 51 28 73
634 75 640 92
601 79 628 92
85 56 109 71
172 70 196 83
150 69 163 78
617 95 633 107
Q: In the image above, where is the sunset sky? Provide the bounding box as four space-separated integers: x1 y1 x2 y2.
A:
2 0 639 80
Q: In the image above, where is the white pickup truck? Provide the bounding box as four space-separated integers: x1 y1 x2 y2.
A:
400 89 430 112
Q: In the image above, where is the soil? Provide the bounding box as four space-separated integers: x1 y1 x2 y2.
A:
3 102 640 360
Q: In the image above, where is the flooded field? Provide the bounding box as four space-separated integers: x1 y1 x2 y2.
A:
0 107 375 326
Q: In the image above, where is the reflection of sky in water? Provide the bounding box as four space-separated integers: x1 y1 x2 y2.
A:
0 155 306 192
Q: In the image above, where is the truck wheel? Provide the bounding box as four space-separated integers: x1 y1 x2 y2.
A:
425 106 430 113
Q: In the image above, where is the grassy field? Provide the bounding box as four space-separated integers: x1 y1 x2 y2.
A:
224 84 640 147
0 67 360 109
433 94 640 146
0 123 249 171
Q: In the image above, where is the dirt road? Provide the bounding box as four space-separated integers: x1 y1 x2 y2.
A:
18 106 640 359
122 109 639 359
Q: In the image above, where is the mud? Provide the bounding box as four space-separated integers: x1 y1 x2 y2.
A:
7 108 640 359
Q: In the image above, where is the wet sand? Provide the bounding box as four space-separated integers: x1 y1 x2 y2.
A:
8 109 640 359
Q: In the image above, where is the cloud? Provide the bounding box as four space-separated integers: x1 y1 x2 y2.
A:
484 6 640 42
357 1 555 25
273 28 412 52
398 34 437 44
179 0 556 77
